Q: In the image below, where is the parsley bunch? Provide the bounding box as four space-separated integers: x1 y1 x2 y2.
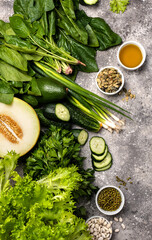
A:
25 125 98 202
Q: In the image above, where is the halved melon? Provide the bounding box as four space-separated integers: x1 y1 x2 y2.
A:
0 97 40 157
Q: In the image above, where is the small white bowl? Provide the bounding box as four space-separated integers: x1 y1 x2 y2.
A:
95 66 124 96
95 185 125 216
117 40 146 70
86 215 112 240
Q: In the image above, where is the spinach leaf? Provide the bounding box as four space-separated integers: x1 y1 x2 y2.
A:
13 0 55 22
0 60 32 82
90 18 122 50
0 93 14 104
32 21 45 39
0 20 15 37
4 35 37 53
60 0 76 19
76 10 122 50
40 12 48 36
9 15 31 38
85 24 99 47
27 77 41 96
0 80 14 104
48 10 56 38
57 31 98 73
57 9 88 45
0 46 28 71
22 53 42 61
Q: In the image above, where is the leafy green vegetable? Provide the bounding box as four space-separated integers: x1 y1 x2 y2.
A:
0 80 14 104
13 0 55 22
25 125 98 200
0 163 91 239
0 151 20 195
0 60 32 82
57 8 88 45
0 20 15 37
9 15 31 38
110 0 129 13
76 10 122 50
60 0 76 19
4 35 37 53
0 45 28 71
57 30 98 72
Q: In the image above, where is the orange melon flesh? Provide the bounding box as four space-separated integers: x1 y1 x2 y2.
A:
0 97 40 157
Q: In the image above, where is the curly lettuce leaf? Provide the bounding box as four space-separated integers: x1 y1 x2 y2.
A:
110 0 129 13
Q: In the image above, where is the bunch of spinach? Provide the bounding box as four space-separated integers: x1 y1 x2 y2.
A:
0 0 122 104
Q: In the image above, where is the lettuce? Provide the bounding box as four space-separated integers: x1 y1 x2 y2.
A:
110 0 129 13
0 166 91 240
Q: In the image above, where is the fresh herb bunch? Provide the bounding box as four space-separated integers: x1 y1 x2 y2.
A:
25 125 98 201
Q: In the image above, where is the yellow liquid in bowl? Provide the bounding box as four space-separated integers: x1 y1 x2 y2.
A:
119 44 143 68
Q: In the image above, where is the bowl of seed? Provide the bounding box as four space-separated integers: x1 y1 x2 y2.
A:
86 216 112 240
96 66 124 95
95 185 125 216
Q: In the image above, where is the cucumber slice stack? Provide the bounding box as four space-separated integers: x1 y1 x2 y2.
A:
89 137 112 172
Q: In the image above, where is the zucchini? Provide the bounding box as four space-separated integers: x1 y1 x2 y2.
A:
80 0 98 5
36 77 67 104
43 103 70 122
72 129 88 145
94 163 112 172
92 153 112 169
89 137 106 155
62 102 101 132
92 145 108 162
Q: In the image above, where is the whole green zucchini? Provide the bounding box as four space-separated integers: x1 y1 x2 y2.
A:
36 77 67 104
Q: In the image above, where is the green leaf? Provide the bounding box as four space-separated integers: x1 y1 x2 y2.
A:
90 18 122 50
9 15 31 38
76 10 122 50
57 31 98 72
0 93 14 104
0 60 32 82
0 46 28 71
57 9 88 45
28 77 41 96
85 24 99 47
40 12 48 36
4 35 37 53
22 53 42 61
48 10 56 38
0 20 15 37
0 80 14 94
60 0 76 19
110 0 129 13
13 0 55 22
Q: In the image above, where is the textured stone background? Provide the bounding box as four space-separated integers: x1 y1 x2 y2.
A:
0 0 152 239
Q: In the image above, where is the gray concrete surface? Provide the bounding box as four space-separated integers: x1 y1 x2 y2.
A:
0 0 152 239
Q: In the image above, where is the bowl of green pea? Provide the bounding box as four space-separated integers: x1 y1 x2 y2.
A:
95 185 125 216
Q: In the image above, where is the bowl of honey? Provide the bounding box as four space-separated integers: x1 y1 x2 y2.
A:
117 41 146 70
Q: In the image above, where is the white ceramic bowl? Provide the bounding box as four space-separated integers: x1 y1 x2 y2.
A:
117 40 146 70
95 66 124 96
95 185 125 216
86 215 112 240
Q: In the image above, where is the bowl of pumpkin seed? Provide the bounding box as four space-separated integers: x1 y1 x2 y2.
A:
96 66 124 95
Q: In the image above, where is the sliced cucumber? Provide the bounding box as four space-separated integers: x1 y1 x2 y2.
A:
92 152 112 169
94 162 112 172
72 129 88 145
55 103 70 122
92 145 108 162
90 137 106 155
80 0 98 5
